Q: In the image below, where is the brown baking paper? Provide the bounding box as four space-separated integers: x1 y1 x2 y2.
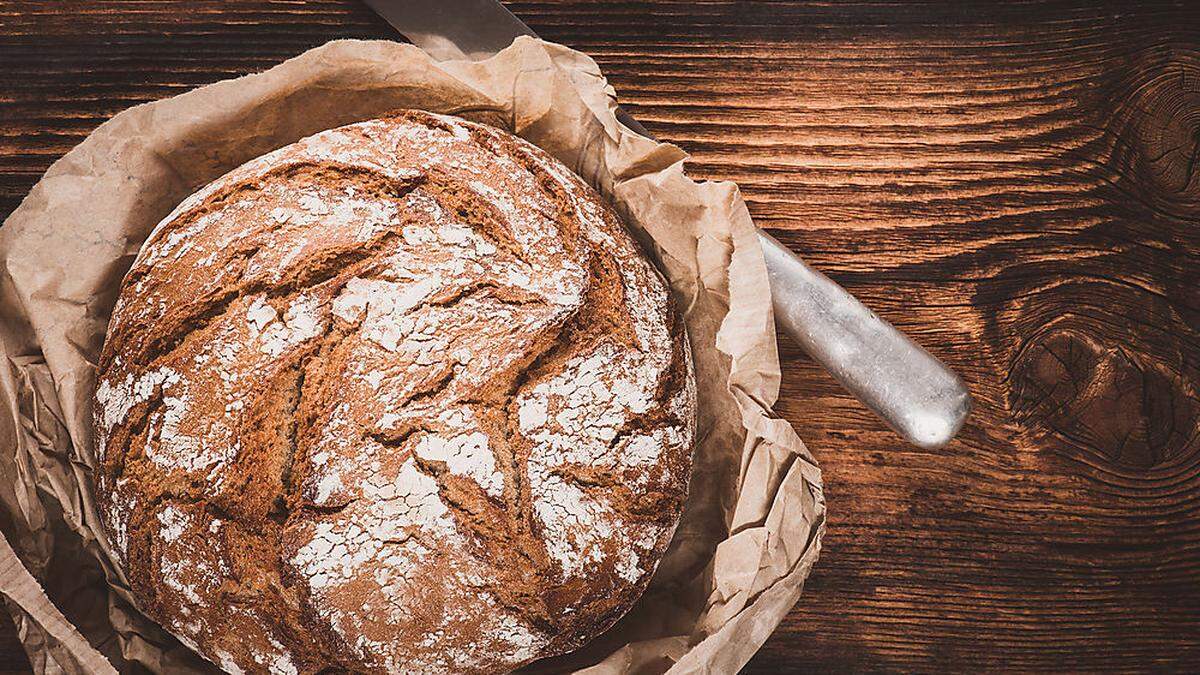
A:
0 37 824 674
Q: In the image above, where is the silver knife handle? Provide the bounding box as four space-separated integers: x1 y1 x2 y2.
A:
622 110 968 448
759 231 970 449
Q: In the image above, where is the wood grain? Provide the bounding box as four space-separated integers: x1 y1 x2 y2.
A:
2 0 1199 672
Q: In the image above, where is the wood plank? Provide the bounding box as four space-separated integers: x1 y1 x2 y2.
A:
1 1 1198 672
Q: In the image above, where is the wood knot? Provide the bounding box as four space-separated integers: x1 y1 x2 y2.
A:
1100 45 1200 219
1008 320 1198 471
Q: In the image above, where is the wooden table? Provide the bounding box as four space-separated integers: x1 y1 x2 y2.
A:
2 1 1198 672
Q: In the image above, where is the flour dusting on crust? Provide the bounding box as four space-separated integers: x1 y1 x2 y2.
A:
94 110 695 674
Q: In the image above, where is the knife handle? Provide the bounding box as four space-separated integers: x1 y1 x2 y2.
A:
758 231 970 448
618 110 969 447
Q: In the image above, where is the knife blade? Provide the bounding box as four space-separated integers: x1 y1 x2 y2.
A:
363 0 970 449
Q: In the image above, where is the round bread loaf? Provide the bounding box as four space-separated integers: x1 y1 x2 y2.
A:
93 110 696 674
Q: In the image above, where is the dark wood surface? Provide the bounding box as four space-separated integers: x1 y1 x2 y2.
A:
2 0 1199 672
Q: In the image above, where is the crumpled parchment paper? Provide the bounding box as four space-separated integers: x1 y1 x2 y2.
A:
0 36 824 674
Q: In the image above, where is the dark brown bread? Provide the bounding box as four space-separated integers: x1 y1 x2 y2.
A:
92 110 696 674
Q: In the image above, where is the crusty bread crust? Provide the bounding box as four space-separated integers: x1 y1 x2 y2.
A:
93 110 696 674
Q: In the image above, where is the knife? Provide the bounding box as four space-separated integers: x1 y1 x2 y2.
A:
364 0 971 449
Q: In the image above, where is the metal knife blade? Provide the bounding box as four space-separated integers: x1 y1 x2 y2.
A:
364 0 533 61
363 0 970 449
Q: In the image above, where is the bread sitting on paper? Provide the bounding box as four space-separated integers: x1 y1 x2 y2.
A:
91 110 695 674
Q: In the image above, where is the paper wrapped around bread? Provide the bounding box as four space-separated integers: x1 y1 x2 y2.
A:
0 37 824 674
